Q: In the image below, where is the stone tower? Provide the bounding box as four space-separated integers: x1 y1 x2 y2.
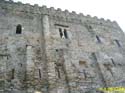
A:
0 0 125 93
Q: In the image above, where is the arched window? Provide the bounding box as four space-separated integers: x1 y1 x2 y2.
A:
16 24 22 34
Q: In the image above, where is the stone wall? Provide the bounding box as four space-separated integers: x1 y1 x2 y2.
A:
0 0 125 93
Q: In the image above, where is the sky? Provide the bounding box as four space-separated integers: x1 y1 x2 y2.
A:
13 0 125 31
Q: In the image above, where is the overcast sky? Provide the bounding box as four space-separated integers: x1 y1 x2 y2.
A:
14 0 125 31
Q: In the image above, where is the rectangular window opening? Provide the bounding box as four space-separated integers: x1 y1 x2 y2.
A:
11 69 15 79
59 28 63 38
39 69 42 78
57 69 61 79
111 58 115 66
16 24 22 34
115 40 121 47
96 35 101 43
64 29 68 39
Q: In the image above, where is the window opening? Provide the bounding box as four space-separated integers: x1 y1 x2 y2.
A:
57 69 61 78
11 69 15 79
111 58 115 66
96 35 101 43
39 69 41 78
115 40 121 47
16 24 22 34
64 29 68 39
59 28 63 38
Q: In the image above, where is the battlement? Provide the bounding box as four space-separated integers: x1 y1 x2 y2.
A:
0 0 119 28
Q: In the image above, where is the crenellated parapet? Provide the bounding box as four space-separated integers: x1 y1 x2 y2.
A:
0 0 119 28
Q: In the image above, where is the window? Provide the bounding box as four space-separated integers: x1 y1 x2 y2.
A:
59 28 63 38
114 40 121 47
59 28 68 39
57 69 61 79
111 58 115 66
39 69 41 78
64 29 68 39
16 24 22 34
96 35 101 43
11 69 15 79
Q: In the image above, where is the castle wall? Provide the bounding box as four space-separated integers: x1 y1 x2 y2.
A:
0 2 49 92
46 13 125 93
0 0 125 93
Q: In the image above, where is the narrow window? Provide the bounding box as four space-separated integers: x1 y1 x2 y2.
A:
64 29 68 39
16 24 22 34
11 69 15 79
115 40 121 47
39 69 41 78
111 58 115 66
59 28 63 38
57 69 61 79
96 35 101 43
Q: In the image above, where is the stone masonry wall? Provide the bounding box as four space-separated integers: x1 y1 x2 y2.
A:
0 0 125 93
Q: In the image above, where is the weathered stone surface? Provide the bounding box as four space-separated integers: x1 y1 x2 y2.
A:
0 0 125 93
